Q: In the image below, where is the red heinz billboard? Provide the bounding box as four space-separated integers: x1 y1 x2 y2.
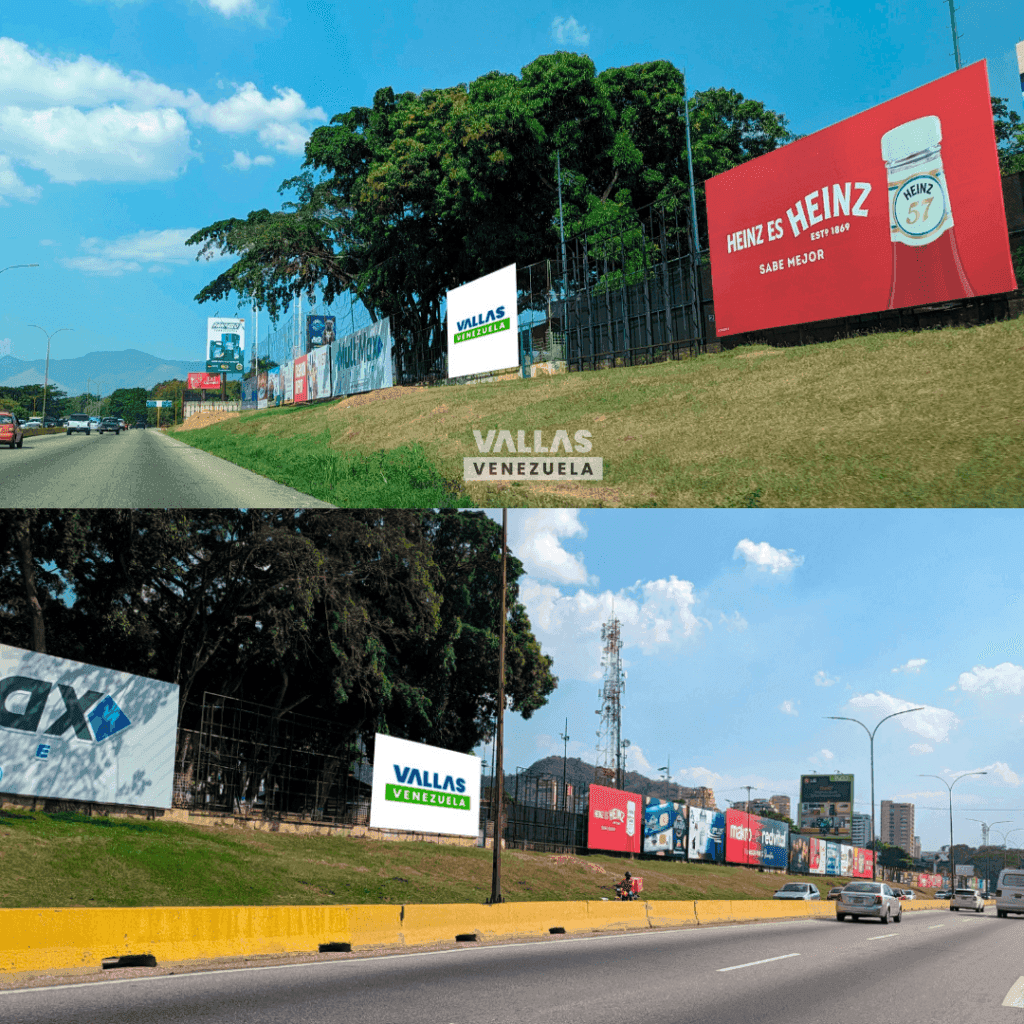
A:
587 783 642 854
706 62 1016 337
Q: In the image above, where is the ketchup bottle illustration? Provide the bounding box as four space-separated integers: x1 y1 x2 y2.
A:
881 115 973 309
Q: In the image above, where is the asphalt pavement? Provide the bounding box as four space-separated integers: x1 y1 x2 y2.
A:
1 909 1021 1024
0 428 334 508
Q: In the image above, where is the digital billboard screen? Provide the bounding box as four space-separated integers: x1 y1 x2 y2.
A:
687 806 725 862
705 62 1016 338
587 784 642 854
826 841 841 876
799 774 854 837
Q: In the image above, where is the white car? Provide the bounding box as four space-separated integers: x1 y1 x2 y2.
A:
22 419 42 430
995 868 1024 918
773 882 821 900
950 888 985 912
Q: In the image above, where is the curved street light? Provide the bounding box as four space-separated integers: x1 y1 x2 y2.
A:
826 707 924 880
920 771 988 889
0 264 39 275
29 325 72 424
991 827 1024 872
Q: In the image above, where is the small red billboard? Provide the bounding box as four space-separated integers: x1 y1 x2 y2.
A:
706 61 1016 337
187 372 222 390
587 783 642 854
293 354 308 403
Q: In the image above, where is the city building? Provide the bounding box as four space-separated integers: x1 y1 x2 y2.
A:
768 795 791 819
851 812 871 846
879 800 916 854
914 836 921 859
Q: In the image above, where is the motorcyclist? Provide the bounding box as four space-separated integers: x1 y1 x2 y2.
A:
616 871 635 900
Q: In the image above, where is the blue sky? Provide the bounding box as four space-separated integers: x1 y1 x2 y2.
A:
476 509 1024 853
1 0 1022 375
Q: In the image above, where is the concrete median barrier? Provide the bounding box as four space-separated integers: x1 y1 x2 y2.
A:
0 895 962 979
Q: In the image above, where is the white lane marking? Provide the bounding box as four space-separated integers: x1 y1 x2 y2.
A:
1003 977 1024 1008
866 933 899 941
718 953 800 972
927 924 945 929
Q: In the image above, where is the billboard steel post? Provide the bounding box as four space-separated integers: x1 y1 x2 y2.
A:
827 708 923 880
946 0 962 70
489 507 508 905
682 76 704 353
921 771 987 889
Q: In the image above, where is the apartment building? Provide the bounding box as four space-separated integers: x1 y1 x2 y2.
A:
851 812 872 846
880 800 915 854
768 794 791 819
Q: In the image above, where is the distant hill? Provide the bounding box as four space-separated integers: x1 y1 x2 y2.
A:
0 350 207 396
488 755 718 809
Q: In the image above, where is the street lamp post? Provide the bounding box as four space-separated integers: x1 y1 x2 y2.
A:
827 708 924 880
989 827 1023 872
0 264 39 276
920 771 988 889
968 819 1009 893
489 507 508 905
28 325 72 424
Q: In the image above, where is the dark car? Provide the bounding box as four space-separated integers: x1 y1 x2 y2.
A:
134 418 148 429
0 411 24 449
98 417 121 434
828 886 846 901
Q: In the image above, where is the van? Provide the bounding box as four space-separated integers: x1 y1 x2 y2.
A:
995 868 1024 919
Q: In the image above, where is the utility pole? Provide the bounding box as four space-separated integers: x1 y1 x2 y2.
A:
946 0 962 70
29 325 72 424
559 718 569 810
556 150 568 302
489 508 508 905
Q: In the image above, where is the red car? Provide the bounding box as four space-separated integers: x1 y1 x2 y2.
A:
0 411 24 449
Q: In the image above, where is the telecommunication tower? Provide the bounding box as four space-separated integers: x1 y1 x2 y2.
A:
595 608 625 789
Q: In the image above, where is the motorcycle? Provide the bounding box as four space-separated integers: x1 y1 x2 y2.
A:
615 882 639 901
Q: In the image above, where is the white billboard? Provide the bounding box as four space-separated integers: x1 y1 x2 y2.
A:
0 644 179 809
446 263 519 379
369 733 481 838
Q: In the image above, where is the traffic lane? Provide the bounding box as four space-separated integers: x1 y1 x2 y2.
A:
2 912 1021 1024
0 428 335 508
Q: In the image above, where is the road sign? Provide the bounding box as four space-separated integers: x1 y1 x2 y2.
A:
146 400 172 407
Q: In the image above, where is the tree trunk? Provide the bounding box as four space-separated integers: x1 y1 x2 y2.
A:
13 515 46 654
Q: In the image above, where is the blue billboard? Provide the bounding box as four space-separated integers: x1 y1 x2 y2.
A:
643 797 686 856
826 841 841 876
759 816 789 869
331 318 393 397
687 806 725 862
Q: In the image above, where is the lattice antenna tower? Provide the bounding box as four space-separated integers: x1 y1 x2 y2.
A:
595 604 625 787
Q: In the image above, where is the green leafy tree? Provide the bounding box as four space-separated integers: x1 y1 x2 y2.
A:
992 96 1024 175
188 54 793 369
106 387 149 424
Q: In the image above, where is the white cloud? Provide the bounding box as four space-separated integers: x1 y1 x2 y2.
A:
892 658 927 674
780 700 798 716
814 670 837 687
676 766 723 788
519 573 708 681
0 37 325 191
38 238 56 246
0 154 41 203
733 538 804 574
909 743 933 755
719 611 748 632
820 748 834 760
513 510 592 585
227 150 274 171
972 762 1021 787
957 663 1024 695
624 743 656 777
199 0 268 20
58 228 228 276
846 691 959 743
551 16 590 46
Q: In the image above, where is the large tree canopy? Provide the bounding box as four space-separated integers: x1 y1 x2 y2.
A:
0 510 557 760
187 53 795 368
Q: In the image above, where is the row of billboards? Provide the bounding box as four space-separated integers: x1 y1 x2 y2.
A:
240 319 394 408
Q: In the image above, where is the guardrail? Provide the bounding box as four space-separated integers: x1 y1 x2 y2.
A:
0 897 976 977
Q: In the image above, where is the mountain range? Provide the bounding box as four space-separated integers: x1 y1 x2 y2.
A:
0 350 207 396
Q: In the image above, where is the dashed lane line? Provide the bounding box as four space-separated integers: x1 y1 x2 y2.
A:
718 953 800 972
865 933 899 941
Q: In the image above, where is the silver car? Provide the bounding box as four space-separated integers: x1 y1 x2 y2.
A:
836 881 903 923
773 882 821 900
950 888 985 912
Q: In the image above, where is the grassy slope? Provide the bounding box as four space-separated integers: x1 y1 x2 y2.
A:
0 809 932 908
171 317 1024 508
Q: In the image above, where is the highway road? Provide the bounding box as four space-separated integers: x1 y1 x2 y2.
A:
1 910 1021 1023
0 429 334 508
